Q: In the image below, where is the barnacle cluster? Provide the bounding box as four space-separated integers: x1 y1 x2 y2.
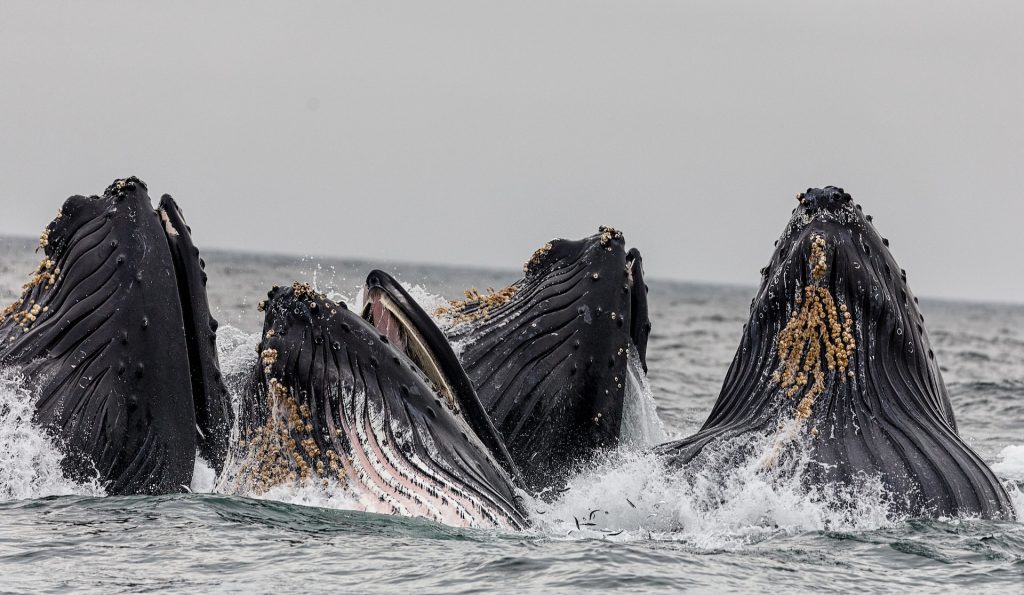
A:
23 258 59 292
7 301 47 330
771 235 856 425
290 281 322 302
235 377 344 494
260 348 278 375
1 257 59 332
522 242 552 273
598 225 622 247
257 282 327 314
435 285 518 324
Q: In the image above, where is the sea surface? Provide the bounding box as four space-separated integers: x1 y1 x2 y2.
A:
0 235 1022 593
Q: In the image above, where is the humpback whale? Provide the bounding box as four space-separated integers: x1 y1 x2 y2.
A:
439 227 651 493
221 282 528 529
658 187 1014 519
0 178 232 494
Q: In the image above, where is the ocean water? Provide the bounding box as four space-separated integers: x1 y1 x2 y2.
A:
0 236 1022 593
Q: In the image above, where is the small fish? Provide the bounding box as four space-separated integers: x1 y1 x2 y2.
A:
626 498 636 508
574 516 581 530
589 509 602 520
605 530 624 537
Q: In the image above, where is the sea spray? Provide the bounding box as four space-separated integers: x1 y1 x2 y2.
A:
992 444 1024 481
0 367 104 500
620 345 667 448
531 431 899 548
191 456 218 493
993 445 1024 517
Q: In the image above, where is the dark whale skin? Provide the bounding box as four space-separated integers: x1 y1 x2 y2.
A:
0 178 229 494
441 228 651 494
658 187 1014 520
157 195 233 473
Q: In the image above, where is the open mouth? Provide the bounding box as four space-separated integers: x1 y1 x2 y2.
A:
625 248 650 373
361 284 460 413
359 270 524 486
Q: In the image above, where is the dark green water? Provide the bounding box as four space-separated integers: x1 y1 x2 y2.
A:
1 238 1022 593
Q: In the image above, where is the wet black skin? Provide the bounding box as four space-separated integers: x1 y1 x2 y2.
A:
443 228 652 494
361 270 525 488
230 285 529 528
158 195 234 472
0 177 231 494
658 187 1014 520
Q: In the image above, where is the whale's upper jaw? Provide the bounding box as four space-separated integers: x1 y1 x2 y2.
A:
0 177 230 493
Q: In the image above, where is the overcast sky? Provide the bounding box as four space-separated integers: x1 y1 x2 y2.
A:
1 1 1022 303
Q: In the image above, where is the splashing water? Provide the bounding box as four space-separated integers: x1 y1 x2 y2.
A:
0 368 104 500
190 456 217 493
404 283 452 317
993 446 1024 517
258 478 363 510
530 429 899 549
993 445 1024 481
620 345 667 448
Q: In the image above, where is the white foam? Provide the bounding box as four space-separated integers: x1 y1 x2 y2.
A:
992 445 1024 519
0 367 104 500
401 282 450 318
257 478 362 511
992 444 1024 481
529 433 898 548
190 455 217 494
1007 484 1024 519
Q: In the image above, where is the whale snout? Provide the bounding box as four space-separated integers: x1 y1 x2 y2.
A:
797 186 853 215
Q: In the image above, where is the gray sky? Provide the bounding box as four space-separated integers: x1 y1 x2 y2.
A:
2 1 1022 303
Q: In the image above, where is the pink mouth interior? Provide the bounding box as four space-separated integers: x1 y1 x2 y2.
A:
364 289 409 355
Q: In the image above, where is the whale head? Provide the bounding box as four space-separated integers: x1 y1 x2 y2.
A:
441 227 651 493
